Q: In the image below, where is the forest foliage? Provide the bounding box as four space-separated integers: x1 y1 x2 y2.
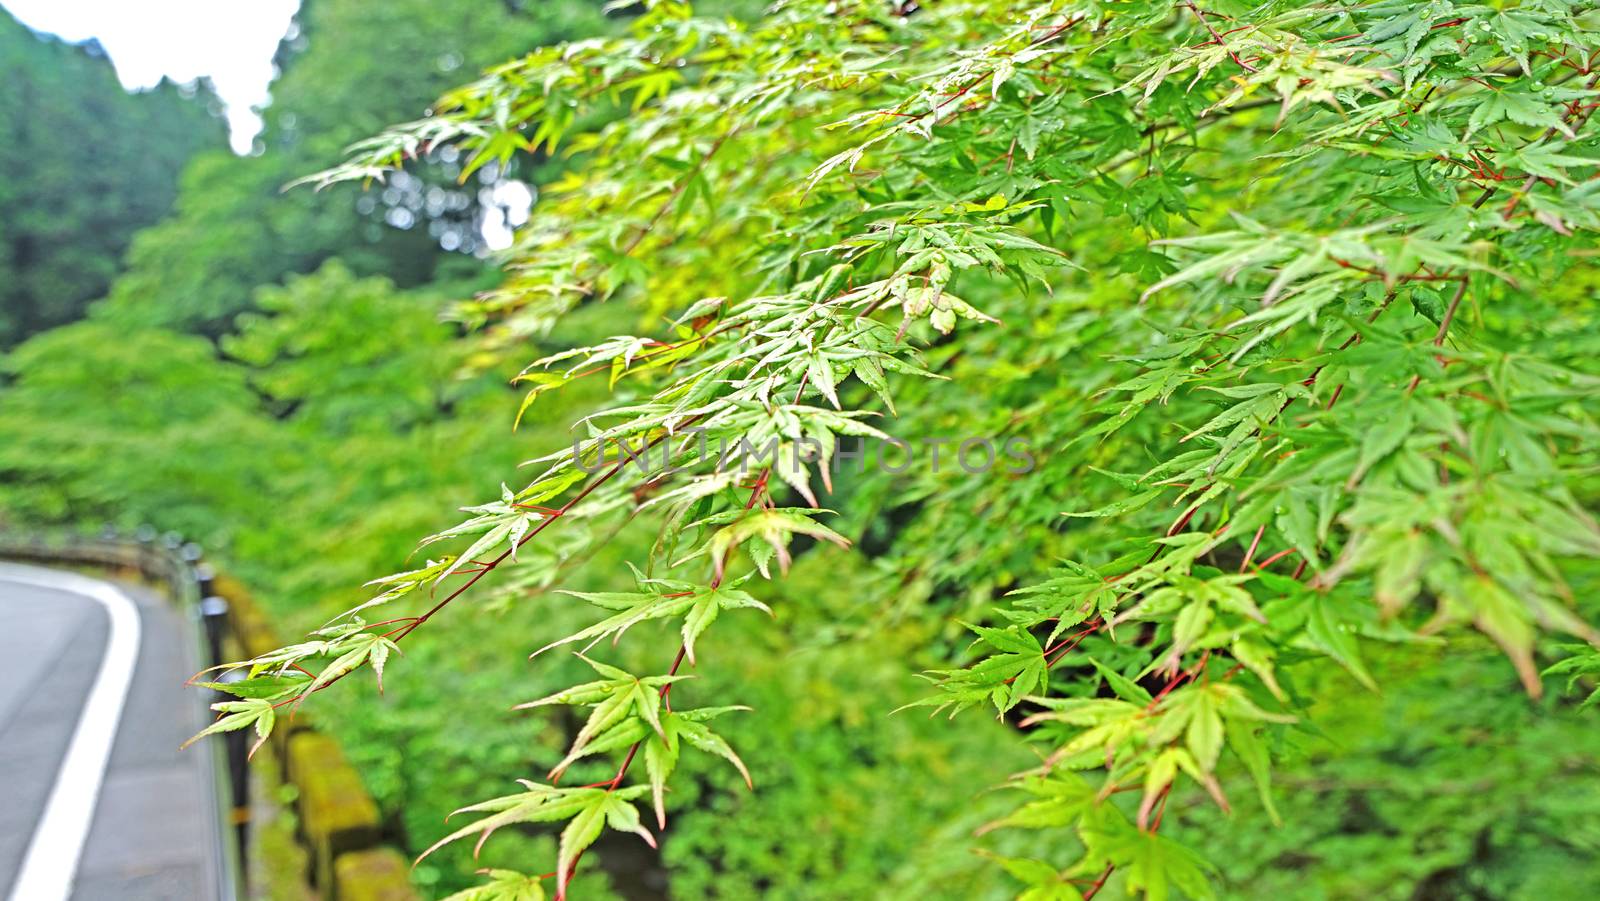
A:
4 0 1600 899
0 8 223 344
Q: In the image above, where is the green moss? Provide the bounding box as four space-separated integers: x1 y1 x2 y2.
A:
289 732 381 851
334 849 417 901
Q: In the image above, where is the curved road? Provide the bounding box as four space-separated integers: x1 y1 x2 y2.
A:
0 562 225 900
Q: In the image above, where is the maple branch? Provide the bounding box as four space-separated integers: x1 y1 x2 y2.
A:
622 130 736 255
557 474 771 898
1183 2 1257 72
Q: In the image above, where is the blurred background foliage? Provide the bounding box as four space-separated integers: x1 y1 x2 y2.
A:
0 11 222 344
1 1 1597 898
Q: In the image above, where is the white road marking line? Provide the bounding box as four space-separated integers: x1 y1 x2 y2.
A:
0 563 142 901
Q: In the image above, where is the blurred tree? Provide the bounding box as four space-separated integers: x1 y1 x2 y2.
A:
223 261 476 434
0 9 223 345
93 0 608 334
0 322 281 534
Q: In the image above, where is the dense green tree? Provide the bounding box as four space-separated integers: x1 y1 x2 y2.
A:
0 322 281 531
93 0 609 333
0 9 222 344
224 261 477 433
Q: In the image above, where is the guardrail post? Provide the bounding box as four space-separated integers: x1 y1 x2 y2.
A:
180 542 203 602
198 576 227 666
135 525 156 577
193 552 250 896
160 532 183 588
210 668 253 887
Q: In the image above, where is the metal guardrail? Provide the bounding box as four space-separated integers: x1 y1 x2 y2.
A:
0 526 249 901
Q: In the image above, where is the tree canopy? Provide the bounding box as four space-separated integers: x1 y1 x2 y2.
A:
90 0 610 334
0 8 222 344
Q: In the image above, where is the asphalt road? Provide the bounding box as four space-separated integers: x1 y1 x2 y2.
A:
0 562 224 901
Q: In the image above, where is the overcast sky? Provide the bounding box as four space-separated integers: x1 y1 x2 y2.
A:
5 0 300 153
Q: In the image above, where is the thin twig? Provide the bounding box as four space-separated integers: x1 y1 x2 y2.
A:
1183 2 1257 72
